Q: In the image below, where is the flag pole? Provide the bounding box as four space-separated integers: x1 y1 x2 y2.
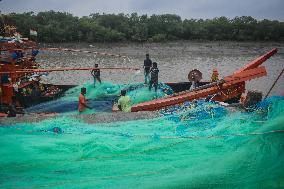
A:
30 29 38 42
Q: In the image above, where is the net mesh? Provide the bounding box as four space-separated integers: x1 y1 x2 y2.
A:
0 82 284 189
25 82 173 114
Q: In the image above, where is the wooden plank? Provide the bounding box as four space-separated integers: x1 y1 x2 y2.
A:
131 68 266 112
213 82 245 102
224 67 267 86
131 84 232 112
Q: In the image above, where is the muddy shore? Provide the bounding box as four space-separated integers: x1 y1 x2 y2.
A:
0 111 160 126
38 41 284 96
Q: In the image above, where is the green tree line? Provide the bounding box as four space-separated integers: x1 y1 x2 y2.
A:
1 11 284 42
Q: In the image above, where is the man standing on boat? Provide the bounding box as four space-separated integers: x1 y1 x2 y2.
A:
211 69 219 82
91 64 101 87
143 53 152 84
149 62 159 92
78 87 92 113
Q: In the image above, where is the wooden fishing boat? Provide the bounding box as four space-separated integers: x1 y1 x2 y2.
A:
0 25 278 114
131 48 278 112
0 24 78 112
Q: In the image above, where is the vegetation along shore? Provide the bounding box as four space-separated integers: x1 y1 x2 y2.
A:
1 11 284 43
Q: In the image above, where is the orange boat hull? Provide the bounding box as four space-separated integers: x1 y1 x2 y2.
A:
131 52 273 112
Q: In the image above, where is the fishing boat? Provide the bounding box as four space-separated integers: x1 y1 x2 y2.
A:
0 25 278 115
131 48 278 112
0 24 77 113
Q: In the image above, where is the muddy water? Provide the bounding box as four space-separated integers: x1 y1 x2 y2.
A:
38 41 284 96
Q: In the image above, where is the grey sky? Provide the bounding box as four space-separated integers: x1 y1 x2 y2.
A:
1 0 284 20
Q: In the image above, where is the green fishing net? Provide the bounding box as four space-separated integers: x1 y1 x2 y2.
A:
63 81 173 103
0 82 284 189
26 81 173 115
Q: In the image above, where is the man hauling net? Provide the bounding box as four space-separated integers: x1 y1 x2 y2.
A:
149 62 159 92
78 87 92 113
91 64 102 87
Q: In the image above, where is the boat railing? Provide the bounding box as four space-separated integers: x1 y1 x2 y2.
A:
168 80 225 98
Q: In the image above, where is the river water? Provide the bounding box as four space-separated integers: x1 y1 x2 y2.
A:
38 41 284 96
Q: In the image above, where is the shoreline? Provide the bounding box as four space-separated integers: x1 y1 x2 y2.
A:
39 40 284 48
0 111 160 126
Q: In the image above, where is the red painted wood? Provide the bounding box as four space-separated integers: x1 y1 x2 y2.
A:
131 68 266 112
224 67 266 86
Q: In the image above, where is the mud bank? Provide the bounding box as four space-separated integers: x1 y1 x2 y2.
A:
0 111 160 126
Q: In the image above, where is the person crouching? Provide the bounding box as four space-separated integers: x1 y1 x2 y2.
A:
118 90 131 112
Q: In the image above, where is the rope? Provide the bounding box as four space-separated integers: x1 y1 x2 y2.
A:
40 47 130 60
158 129 284 139
264 68 284 99
24 169 167 189
171 80 225 97
63 129 284 140
0 67 140 74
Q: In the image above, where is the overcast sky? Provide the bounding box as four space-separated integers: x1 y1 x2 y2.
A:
1 0 284 20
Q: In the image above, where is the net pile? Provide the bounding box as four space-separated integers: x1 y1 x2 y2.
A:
0 83 284 188
26 82 173 114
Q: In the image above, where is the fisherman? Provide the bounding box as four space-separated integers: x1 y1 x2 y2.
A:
0 80 2 106
149 62 159 92
118 90 131 112
7 96 25 117
12 80 20 92
143 53 152 84
12 80 20 98
211 68 219 82
78 87 92 113
91 64 101 87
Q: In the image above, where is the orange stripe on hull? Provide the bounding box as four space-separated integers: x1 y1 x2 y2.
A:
131 67 266 112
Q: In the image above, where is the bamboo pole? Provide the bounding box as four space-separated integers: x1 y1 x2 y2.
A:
264 68 284 99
